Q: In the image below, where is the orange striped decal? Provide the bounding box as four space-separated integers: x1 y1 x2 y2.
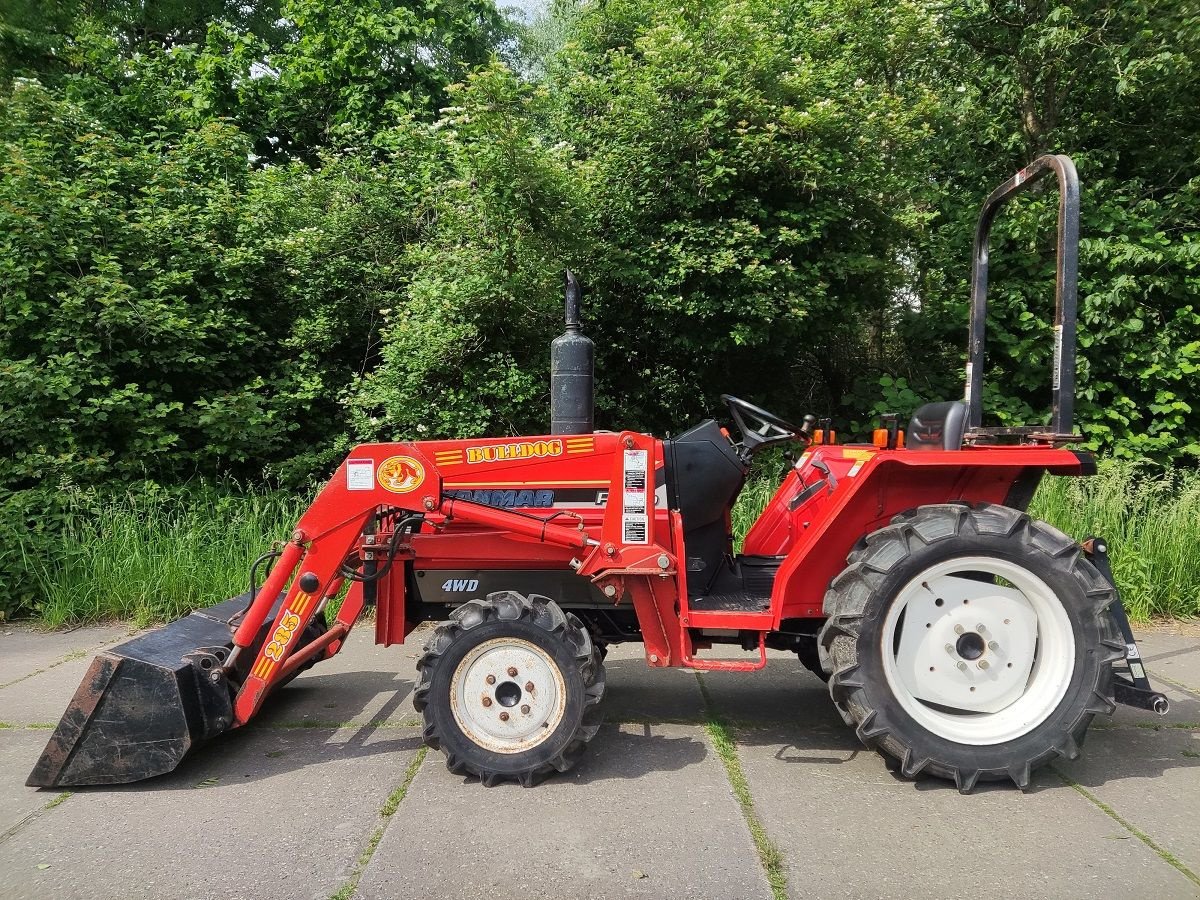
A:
253 593 312 681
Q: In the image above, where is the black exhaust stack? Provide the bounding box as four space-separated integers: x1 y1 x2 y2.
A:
550 269 594 435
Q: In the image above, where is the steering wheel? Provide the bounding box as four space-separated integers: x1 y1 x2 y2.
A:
721 394 813 458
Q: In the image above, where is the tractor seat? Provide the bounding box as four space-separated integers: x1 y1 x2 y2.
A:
906 401 968 450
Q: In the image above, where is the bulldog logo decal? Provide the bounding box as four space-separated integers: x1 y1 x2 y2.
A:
377 455 425 494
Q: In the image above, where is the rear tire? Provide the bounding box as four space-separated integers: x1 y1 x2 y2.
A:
819 503 1122 793
415 591 606 786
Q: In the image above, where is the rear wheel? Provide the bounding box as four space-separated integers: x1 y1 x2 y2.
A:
819 503 1122 792
415 591 605 786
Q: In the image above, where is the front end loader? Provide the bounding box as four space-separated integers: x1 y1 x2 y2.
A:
30 155 1169 793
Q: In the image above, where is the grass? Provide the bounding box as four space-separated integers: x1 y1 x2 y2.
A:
1030 463 1200 620
26 484 306 628
733 459 1200 621
706 719 788 899
42 791 71 810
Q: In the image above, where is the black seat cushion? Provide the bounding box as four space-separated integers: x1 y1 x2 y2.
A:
906 401 968 450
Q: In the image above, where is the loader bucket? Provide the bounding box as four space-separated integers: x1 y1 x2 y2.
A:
27 593 275 788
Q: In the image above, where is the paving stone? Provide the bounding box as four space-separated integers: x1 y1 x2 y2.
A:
735 722 1198 899
1137 627 1200 696
255 623 426 727
1105 627 1200 728
699 652 844 730
600 642 706 723
1 725 423 900
357 722 771 900
0 730 61 834
0 654 114 726
0 625 131 688
1108 681 1200 729
1057 724 1200 879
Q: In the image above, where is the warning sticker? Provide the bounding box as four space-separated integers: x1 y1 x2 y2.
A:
622 448 649 544
347 459 375 491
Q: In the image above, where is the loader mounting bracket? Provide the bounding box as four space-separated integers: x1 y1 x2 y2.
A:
1083 536 1170 716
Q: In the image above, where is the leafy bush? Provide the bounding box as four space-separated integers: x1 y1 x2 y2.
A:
0 487 72 621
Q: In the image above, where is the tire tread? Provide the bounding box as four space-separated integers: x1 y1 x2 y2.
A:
818 502 1119 793
414 592 605 786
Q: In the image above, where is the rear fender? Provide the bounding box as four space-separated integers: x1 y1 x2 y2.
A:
768 447 1094 624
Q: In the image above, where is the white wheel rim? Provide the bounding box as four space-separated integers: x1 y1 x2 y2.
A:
880 555 1075 746
450 637 567 754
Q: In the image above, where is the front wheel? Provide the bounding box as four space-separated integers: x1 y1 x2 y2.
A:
415 591 605 786
819 503 1123 793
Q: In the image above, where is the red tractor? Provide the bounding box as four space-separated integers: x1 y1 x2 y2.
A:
30 155 1167 794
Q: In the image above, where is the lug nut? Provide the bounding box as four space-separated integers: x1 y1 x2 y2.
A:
954 624 965 635
521 704 530 714
507 666 518 677
499 712 509 722
957 661 968 671
979 660 990 670
976 623 986 632
525 681 534 691
945 644 955 654
482 696 493 707
485 674 496 685
988 641 999 651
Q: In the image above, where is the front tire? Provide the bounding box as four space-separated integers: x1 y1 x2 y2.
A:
819 503 1122 793
414 591 606 786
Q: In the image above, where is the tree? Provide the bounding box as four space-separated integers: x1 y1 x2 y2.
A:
903 0 1200 460
353 0 940 439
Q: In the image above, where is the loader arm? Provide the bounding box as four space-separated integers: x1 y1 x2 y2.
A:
28 441 616 788
229 444 604 724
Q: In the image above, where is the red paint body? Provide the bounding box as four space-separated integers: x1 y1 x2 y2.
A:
229 430 1091 725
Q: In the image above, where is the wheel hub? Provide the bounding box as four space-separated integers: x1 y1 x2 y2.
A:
882 556 1075 745
893 573 1040 714
955 631 986 660
450 638 567 754
494 681 522 707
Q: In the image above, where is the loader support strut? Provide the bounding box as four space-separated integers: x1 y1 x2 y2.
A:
233 537 305 650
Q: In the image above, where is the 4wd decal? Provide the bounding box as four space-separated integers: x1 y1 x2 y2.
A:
377 455 425 493
466 439 563 464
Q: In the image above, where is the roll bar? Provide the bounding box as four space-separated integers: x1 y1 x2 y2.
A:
964 154 1080 441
